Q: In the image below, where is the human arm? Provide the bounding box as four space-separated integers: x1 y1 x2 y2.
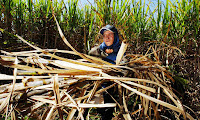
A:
88 46 108 58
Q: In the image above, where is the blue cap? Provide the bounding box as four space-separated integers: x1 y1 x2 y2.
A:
99 25 118 35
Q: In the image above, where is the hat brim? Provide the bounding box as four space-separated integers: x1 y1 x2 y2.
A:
99 28 114 35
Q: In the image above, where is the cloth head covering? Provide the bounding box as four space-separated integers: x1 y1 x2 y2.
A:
100 24 118 35
99 25 121 64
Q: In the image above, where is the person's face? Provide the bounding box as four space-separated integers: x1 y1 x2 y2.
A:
103 30 114 46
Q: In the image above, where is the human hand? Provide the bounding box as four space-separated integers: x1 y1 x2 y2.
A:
105 49 113 54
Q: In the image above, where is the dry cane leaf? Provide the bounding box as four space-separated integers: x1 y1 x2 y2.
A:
4 57 18 119
122 92 132 120
116 40 128 65
64 91 84 120
45 105 56 120
114 80 184 113
53 74 63 120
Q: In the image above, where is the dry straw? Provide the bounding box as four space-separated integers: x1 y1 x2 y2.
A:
0 17 195 120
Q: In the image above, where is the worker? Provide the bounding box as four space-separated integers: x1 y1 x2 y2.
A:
89 24 121 64
88 25 122 119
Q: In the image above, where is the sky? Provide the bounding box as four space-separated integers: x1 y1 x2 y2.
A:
78 0 95 6
66 0 169 11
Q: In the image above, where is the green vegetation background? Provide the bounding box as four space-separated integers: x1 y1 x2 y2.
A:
0 0 199 117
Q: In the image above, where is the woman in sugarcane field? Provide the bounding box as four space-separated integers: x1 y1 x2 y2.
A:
88 25 122 119
89 24 121 64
